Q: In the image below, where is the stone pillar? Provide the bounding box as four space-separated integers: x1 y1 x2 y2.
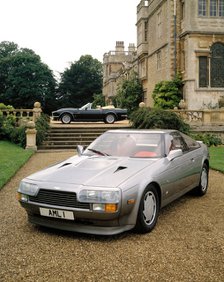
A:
26 121 37 151
33 102 42 122
203 110 211 125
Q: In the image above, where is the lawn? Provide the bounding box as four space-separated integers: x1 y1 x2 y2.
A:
0 141 34 189
209 145 224 173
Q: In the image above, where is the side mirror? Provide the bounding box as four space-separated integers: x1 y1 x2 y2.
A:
77 145 84 156
167 149 183 161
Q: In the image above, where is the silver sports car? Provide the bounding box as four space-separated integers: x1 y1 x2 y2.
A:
17 129 209 236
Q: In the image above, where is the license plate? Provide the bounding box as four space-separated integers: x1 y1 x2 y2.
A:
39 208 74 220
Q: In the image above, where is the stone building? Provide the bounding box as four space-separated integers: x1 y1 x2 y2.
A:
137 0 224 109
103 41 137 104
103 0 224 110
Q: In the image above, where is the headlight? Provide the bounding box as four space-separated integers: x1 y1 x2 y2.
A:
18 181 39 196
78 189 120 203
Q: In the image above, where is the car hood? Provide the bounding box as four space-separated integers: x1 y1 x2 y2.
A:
26 155 157 188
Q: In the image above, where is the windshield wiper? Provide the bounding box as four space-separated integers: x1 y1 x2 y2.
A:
87 148 110 156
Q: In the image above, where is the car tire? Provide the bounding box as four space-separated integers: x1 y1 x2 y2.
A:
105 114 115 124
193 163 209 196
61 114 72 124
135 185 159 233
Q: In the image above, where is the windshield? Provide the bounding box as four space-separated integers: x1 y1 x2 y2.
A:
80 103 92 110
83 132 163 158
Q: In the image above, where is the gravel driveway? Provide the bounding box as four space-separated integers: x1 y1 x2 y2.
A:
0 151 223 282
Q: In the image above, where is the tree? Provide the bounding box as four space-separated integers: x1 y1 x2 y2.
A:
115 71 143 115
152 74 183 109
0 41 57 114
92 93 105 108
58 55 103 108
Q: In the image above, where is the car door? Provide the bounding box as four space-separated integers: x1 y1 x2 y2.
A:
160 132 199 204
78 104 103 121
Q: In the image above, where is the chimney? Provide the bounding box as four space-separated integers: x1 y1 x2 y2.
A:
115 41 125 54
128 43 136 53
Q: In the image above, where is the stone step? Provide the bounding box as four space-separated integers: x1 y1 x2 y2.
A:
49 128 108 133
38 122 130 150
48 131 100 137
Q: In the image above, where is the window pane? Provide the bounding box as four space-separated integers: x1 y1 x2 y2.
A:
211 43 224 87
210 0 217 16
198 0 207 16
219 0 224 16
199 57 208 87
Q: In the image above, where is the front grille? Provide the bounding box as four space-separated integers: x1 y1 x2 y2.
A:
29 189 90 210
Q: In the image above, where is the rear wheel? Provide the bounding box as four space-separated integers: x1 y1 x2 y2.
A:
194 163 209 196
105 114 115 124
135 185 159 233
61 113 72 124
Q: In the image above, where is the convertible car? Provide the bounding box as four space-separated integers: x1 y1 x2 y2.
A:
17 129 209 236
51 103 127 124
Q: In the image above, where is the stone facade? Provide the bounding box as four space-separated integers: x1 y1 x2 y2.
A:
102 41 137 104
103 0 224 110
138 0 224 109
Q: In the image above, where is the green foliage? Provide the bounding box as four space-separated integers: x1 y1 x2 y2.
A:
0 41 57 114
209 146 224 173
152 74 183 109
35 114 50 146
0 141 34 189
92 93 105 108
0 103 14 110
58 55 103 108
0 113 26 147
0 111 50 147
115 72 143 115
190 133 222 147
129 107 190 133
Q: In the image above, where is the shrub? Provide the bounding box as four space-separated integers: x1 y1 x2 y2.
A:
9 126 26 147
0 113 26 147
36 114 50 146
0 109 49 147
129 107 190 133
0 103 14 110
152 74 183 109
190 133 222 147
115 72 143 115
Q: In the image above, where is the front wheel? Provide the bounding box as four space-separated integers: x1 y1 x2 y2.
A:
104 114 116 124
61 113 72 124
135 185 159 233
193 163 209 196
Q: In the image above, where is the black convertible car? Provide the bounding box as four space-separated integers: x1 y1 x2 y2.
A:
52 103 128 124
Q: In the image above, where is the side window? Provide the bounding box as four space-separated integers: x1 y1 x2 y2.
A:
180 133 201 151
170 132 189 152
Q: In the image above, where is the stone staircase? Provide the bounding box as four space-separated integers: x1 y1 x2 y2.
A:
38 123 130 150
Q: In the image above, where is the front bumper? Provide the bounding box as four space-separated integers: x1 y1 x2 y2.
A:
28 213 134 235
19 201 134 236
51 115 60 121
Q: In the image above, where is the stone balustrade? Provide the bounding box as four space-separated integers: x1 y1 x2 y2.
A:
172 109 224 126
0 102 42 151
1 102 42 123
